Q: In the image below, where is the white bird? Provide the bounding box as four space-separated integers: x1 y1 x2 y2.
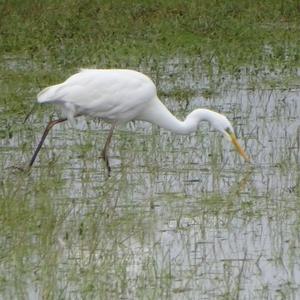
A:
29 69 250 174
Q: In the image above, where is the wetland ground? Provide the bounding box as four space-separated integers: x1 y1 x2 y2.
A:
1 1 300 299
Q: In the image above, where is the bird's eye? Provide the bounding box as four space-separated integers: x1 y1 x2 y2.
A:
225 127 232 134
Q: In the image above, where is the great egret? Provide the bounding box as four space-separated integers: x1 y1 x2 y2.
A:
29 69 250 173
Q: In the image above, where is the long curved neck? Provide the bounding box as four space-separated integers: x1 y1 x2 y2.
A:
138 97 218 134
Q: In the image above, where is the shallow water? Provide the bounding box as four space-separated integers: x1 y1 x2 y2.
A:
0 66 299 299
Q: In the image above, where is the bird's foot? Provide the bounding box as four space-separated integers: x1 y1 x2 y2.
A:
100 150 111 177
5 164 31 174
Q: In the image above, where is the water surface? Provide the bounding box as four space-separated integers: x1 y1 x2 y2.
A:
0 65 299 299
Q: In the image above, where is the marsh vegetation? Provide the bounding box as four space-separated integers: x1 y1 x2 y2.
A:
1 1 300 299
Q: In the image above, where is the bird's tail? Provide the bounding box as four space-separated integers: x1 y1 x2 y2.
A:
37 84 62 103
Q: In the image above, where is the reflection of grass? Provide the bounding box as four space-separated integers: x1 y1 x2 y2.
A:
0 168 152 297
1 1 300 298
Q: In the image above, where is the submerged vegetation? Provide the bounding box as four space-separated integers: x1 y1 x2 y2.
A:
0 1 300 299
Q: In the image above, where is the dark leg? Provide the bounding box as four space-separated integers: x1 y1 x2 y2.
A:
100 122 116 175
29 118 67 167
23 103 38 124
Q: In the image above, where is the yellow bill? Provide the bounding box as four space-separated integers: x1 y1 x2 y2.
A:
230 132 250 162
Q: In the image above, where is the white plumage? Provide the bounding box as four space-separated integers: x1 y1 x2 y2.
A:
29 69 249 174
38 69 157 123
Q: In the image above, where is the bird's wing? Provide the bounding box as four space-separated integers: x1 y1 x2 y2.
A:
38 69 156 121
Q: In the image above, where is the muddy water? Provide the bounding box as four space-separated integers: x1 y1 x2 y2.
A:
0 70 299 299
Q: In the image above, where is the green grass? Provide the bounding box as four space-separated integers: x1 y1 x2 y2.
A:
1 0 300 66
1 2 300 298
1 0 300 115
1 0 300 69
1 0 300 117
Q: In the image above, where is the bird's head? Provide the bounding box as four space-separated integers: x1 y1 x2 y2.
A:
212 113 250 162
